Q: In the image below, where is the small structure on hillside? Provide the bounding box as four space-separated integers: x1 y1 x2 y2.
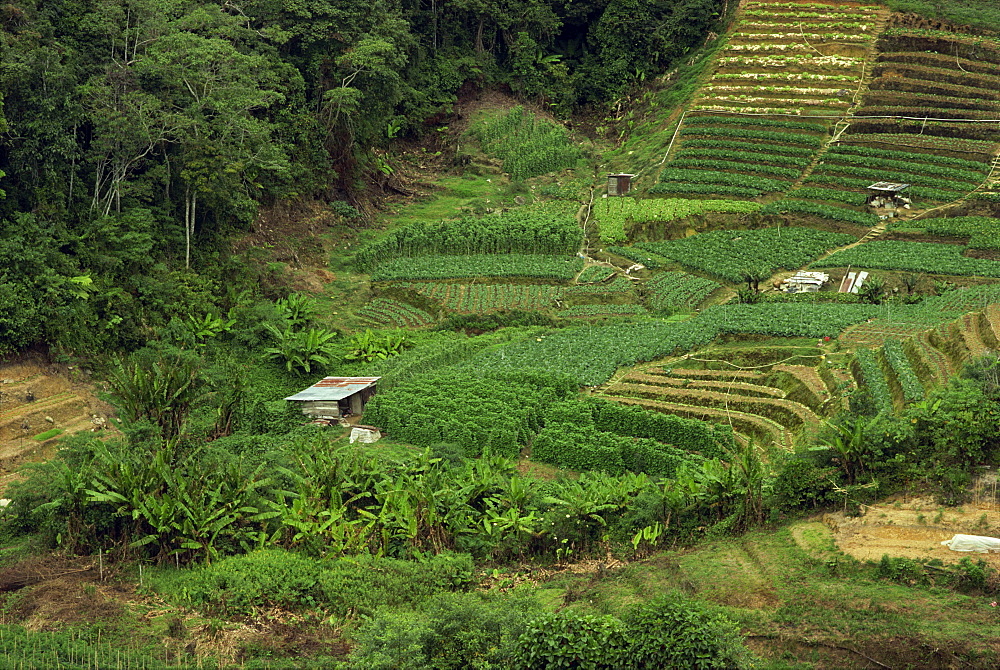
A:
606 173 636 196
285 377 380 419
838 270 869 294
866 182 911 209
780 271 829 293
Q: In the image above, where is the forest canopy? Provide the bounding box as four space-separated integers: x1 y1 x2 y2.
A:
0 0 722 356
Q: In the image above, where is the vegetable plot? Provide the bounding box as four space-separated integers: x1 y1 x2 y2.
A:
645 272 721 312
638 227 854 282
813 241 1000 278
592 198 762 243
371 254 584 281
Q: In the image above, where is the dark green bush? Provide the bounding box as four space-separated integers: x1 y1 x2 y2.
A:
349 591 542 670
318 552 474 618
622 594 753 669
511 611 627 670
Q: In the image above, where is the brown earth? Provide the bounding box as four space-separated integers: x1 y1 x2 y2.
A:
0 352 116 495
824 489 1000 567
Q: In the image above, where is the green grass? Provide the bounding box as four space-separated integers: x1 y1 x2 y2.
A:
541 524 1000 667
387 174 511 228
32 428 63 441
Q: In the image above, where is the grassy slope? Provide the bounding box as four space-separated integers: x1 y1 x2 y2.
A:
544 523 1000 668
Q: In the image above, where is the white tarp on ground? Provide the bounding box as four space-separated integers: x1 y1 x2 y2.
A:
350 427 382 444
941 534 1000 553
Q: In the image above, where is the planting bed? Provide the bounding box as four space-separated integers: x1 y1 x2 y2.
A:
399 282 563 313
356 297 435 328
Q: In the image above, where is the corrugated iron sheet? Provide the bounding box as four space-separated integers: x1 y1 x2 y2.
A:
285 377 381 401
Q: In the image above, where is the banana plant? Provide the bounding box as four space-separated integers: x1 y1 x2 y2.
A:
264 324 339 373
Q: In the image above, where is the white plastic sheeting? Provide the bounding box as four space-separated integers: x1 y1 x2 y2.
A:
940 534 1000 553
350 427 382 444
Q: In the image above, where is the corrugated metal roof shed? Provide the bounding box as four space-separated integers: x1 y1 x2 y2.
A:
867 182 910 192
285 377 381 401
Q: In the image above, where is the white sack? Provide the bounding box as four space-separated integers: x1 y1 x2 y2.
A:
940 534 1000 553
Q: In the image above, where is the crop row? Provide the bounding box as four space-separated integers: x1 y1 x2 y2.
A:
658 169 789 193
668 158 801 179
878 51 999 78
864 90 1000 112
370 254 584 282
828 144 990 171
905 216 1000 239
610 382 818 431
593 197 762 243
703 85 849 98
848 118 1000 143
645 271 720 312
679 125 825 147
716 55 863 68
839 322 930 347
712 73 859 83
871 61 1000 92
674 148 811 167
402 282 563 312
701 95 848 109
739 20 872 30
577 265 616 283
732 32 867 42
813 241 1000 278
558 304 648 318
605 247 670 270
683 115 827 132
469 303 880 385
790 187 867 206
868 75 1000 103
842 133 998 155
647 183 765 198
680 139 816 157
810 163 979 191
356 209 581 270
760 199 879 226
692 105 804 115
882 339 924 403
356 298 435 328
803 174 964 202
853 349 893 414
638 227 855 283
743 10 872 19
822 152 987 183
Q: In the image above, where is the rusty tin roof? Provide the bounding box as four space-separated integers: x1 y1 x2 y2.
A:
285 377 381 401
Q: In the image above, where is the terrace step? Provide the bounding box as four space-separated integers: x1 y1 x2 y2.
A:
960 312 991 360
621 372 787 399
770 364 832 405
604 395 796 450
985 304 1000 346
0 394 89 443
607 381 822 433
914 330 950 388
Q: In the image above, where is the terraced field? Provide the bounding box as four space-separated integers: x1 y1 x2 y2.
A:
652 0 885 200
599 347 836 449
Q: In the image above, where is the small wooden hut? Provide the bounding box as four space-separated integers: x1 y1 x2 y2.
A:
607 173 636 196
284 377 380 419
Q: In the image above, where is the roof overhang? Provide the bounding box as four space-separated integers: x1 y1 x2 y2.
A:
285 377 381 402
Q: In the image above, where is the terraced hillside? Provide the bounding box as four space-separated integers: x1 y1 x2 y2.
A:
651 0 885 201
598 343 836 449
789 27 1000 215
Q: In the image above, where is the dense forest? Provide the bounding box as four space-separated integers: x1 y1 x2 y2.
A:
0 0 721 357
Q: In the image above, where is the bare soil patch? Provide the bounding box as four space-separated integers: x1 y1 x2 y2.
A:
824 494 1000 567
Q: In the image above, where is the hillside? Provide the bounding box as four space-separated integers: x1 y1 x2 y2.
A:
5 0 1000 668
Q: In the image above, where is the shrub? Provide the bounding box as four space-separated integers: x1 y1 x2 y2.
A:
349 591 542 670
511 611 627 670
318 553 475 618
622 594 753 669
